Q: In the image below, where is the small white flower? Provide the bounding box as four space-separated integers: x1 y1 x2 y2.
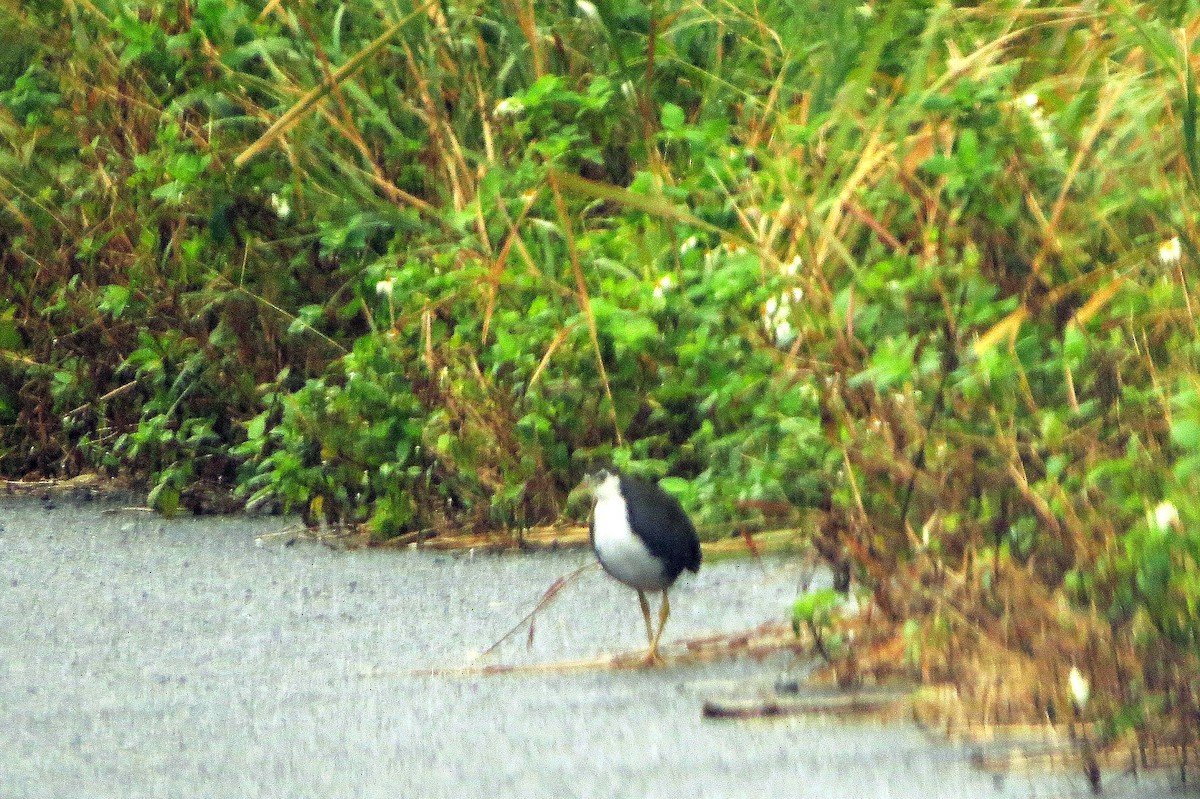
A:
576 0 600 21
270 193 290 219
375 279 395 297
762 287 803 346
1027 104 1048 130
652 274 674 298
773 319 793 344
679 235 700 254
495 97 525 116
1068 666 1089 709
783 254 803 276
1153 500 1180 531
1159 236 1182 265
1019 92 1039 109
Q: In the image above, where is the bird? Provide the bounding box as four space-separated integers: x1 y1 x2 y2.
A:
585 468 702 665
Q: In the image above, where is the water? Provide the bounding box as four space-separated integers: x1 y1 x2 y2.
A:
0 497 1176 798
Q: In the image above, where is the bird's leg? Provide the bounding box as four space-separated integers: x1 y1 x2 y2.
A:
645 589 671 665
637 590 655 646
636 590 664 666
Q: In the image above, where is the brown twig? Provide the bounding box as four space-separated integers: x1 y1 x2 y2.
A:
235 1 437 168
548 172 623 445
474 562 599 660
64 380 138 418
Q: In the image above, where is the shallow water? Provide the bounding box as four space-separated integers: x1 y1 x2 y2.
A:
0 497 1176 798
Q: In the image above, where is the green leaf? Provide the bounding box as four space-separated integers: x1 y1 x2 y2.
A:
148 482 180 518
246 411 268 441
98 285 131 319
792 588 841 633
956 128 979 172
1171 418 1200 451
661 103 685 131
0 305 22 350
658 476 689 496
1183 35 1199 190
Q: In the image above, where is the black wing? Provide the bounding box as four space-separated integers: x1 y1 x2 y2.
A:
619 475 702 580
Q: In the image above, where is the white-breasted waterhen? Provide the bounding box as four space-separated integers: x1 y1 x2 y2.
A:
585 469 702 665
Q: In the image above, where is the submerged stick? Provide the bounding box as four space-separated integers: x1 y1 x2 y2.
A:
364 622 799 680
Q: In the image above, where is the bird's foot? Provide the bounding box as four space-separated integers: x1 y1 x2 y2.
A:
640 649 666 668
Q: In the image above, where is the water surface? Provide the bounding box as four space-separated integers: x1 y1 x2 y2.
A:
0 497 1170 798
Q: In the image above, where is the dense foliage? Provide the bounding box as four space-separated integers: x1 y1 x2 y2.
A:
3 0 1200 739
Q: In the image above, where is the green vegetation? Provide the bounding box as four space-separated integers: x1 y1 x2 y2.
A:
3 0 1200 745
792 587 844 665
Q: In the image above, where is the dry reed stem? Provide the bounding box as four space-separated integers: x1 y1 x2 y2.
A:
482 190 539 345
296 14 359 142
385 621 800 679
747 54 790 149
843 200 904 252
1030 71 1134 283
548 171 623 446
814 122 894 269
548 171 782 268
528 326 574 390
511 0 543 79
210 274 348 354
63 380 138 418
421 307 434 371
976 262 1114 356
400 39 465 210
235 1 437 168
315 106 438 215
474 71 496 163
641 1 659 153
256 0 284 22
1139 330 1173 432
475 562 599 659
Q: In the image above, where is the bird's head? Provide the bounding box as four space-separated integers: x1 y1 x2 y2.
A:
582 468 620 498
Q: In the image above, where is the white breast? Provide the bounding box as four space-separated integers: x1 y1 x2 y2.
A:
592 480 670 592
